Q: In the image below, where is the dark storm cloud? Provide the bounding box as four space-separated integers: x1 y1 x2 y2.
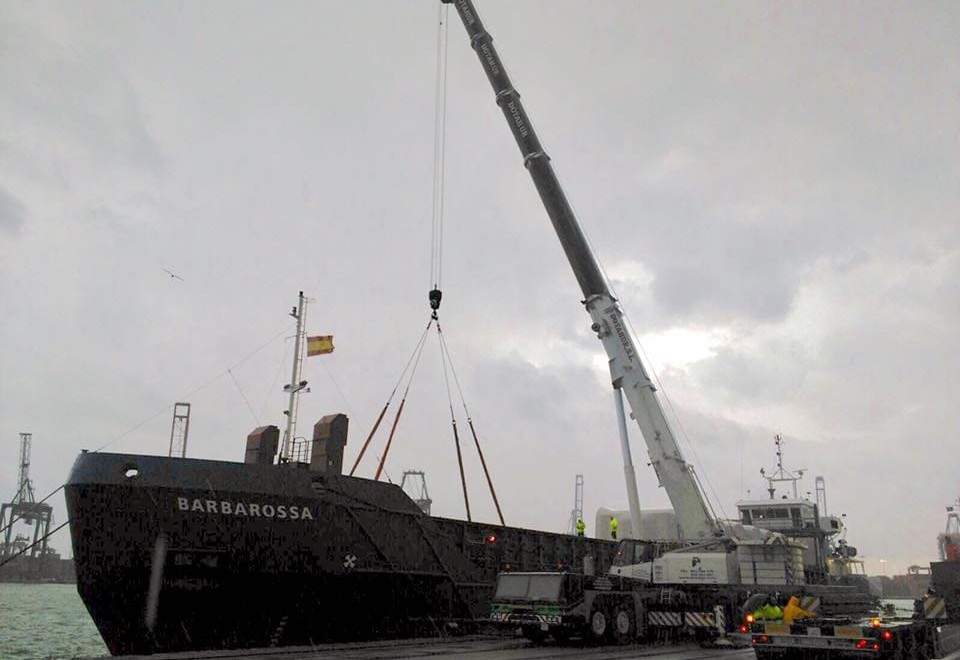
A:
0 11 163 182
555 1 960 336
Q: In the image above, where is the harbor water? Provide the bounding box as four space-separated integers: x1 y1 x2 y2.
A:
0 583 107 660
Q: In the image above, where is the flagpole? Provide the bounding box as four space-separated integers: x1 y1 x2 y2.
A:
281 291 308 463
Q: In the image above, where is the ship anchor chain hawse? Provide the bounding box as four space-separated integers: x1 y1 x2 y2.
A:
65 0 885 655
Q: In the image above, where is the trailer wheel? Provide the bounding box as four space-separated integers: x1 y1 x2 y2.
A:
916 627 934 660
889 642 905 660
613 604 635 644
900 629 918 660
520 625 547 643
589 607 609 641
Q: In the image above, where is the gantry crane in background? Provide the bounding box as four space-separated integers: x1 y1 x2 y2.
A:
400 470 433 515
1 433 53 559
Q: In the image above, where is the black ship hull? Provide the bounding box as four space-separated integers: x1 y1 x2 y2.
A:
65 451 617 655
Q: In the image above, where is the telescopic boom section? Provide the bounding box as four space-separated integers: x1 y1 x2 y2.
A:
444 0 718 539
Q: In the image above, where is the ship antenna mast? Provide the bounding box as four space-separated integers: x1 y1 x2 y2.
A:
759 433 806 499
281 291 309 463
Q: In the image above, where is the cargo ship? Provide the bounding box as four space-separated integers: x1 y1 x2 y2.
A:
65 423 620 654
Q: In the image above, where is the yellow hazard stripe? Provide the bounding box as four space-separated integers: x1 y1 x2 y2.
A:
924 597 947 619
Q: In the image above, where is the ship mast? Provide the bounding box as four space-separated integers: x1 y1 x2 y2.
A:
760 433 806 499
281 291 309 462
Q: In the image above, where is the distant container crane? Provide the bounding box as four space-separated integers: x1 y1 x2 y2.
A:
1 433 53 559
400 471 433 515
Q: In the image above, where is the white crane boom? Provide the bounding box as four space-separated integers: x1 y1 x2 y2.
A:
444 0 718 540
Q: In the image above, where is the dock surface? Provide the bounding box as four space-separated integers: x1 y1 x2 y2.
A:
87 626 960 660
90 637 756 660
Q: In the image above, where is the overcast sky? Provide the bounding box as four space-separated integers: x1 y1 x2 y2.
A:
1 1 957 577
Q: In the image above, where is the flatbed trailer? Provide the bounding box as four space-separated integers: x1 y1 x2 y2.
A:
750 613 944 659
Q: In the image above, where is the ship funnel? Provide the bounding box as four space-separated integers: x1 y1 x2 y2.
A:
245 426 279 465
311 414 348 475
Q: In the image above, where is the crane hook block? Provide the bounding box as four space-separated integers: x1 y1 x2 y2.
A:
429 288 443 311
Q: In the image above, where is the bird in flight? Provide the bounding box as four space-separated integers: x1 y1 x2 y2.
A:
163 268 184 282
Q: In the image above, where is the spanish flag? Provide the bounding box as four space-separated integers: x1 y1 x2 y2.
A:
307 335 334 356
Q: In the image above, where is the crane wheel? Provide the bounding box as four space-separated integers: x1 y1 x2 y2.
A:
589 607 609 640
613 603 635 644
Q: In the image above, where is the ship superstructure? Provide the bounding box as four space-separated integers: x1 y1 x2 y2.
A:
735 434 861 583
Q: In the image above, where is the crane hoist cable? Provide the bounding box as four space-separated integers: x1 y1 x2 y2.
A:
429 1 450 297
353 7 451 483
355 7 504 523
426 4 504 524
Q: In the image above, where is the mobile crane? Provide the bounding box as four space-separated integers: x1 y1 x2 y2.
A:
440 0 798 568
441 0 715 542
442 0 884 644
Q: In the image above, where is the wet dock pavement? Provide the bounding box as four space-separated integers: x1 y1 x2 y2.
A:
88 637 757 660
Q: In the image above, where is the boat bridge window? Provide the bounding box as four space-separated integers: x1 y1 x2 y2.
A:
612 540 654 566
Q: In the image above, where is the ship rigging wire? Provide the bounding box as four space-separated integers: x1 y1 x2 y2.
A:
228 368 260 425
0 519 70 571
91 323 295 454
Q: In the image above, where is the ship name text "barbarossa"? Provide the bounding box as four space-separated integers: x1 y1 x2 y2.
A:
176 497 314 520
